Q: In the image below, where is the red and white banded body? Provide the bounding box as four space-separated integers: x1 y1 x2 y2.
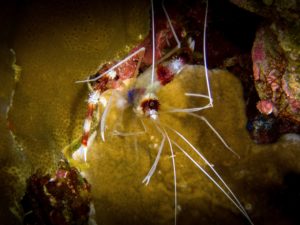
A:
71 1 254 225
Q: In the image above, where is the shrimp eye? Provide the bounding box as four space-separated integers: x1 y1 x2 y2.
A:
149 101 155 107
141 99 160 113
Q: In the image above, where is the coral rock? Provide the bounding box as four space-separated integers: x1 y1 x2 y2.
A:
249 21 300 142
21 161 92 225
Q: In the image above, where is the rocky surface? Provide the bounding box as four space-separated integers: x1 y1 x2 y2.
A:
252 23 300 121
249 22 300 143
230 0 300 143
230 0 300 21
21 161 92 225
1 0 300 225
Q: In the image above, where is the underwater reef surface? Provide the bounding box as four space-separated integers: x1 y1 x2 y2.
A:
21 160 92 225
0 0 149 224
0 0 300 225
230 0 300 21
230 0 300 143
249 22 300 143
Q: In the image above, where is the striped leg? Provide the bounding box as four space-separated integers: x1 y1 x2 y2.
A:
72 90 101 161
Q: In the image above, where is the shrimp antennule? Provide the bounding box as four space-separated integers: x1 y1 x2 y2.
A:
100 91 115 142
142 122 166 185
163 123 253 225
187 112 240 158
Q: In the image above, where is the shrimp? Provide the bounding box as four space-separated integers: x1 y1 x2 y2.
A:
71 0 254 224
71 0 187 161
72 46 146 161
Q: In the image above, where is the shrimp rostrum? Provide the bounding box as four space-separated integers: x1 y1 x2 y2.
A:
72 0 253 224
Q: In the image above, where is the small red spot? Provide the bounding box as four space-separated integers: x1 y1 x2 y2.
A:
81 133 89 146
157 64 174 85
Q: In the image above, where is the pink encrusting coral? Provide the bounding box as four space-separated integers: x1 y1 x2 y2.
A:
252 23 300 120
282 72 300 114
227 0 300 143
249 22 300 142
251 26 286 116
252 34 265 81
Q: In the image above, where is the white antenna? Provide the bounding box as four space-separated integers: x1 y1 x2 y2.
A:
203 0 213 106
76 47 145 83
162 0 181 49
150 0 156 85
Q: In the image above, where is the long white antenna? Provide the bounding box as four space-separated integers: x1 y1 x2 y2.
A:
203 0 213 106
163 128 177 225
150 0 156 85
162 0 181 49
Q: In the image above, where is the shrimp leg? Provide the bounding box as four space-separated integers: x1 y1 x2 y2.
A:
73 46 146 162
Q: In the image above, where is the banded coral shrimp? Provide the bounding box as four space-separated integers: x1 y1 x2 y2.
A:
68 0 254 224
